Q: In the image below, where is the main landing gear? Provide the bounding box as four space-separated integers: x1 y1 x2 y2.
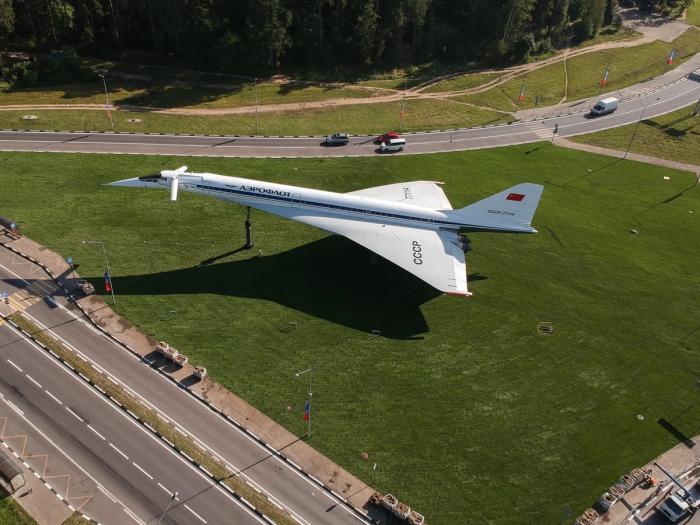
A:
244 206 254 250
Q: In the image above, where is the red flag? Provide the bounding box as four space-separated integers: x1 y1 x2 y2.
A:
600 68 609 87
104 270 112 293
518 83 526 103
506 193 525 202
303 399 310 421
667 49 676 65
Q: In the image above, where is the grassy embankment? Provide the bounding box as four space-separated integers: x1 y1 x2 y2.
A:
0 99 512 136
453 27 700 111
0 491 36 525
572 103 700 165
686 2 700 27
1 147 698 524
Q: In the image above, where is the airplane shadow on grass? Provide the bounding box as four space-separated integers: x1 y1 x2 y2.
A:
109 236 457 340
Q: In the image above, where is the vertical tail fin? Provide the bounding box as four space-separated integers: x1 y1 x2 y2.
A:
444 183 543 233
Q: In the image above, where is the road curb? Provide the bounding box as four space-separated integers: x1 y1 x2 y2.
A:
0 239 378 525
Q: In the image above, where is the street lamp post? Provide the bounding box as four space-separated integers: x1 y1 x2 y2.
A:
254 77 259 134
157 491 178 525
97 70 114 130
295 367 312 437
625 97 660 159
82 240 115 304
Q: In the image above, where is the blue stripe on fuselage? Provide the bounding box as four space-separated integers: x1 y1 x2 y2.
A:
195 183 464 227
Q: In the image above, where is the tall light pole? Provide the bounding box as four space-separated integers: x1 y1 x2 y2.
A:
254 77 259 135
97 70 114 130
295 367 312 437
82 240 115 304
157 491 178 524
625 97 659 159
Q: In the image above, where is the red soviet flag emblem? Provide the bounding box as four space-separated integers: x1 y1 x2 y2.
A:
506 193 525 202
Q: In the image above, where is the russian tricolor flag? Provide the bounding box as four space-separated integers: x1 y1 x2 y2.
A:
667 49 676 65
303 399 310 421
518 83 526 103
600 67 609 87
104 270 113 293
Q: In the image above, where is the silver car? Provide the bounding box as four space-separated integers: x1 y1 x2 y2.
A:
324 133 349 146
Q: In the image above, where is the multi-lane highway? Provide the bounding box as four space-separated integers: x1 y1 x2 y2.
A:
0 304 265 524
0 68 699 159
0 245 371 525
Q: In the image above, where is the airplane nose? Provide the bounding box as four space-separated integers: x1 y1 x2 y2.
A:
109 177 143 187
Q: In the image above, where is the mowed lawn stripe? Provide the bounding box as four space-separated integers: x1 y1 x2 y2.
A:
1 147 698 524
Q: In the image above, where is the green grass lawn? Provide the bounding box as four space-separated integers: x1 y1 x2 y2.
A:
452 28 700 112
0 79 378 110
572 103 700 165
1 147 698 524
0 493 36 525
421 73 500 94
687 2 700 27
0 98 512 136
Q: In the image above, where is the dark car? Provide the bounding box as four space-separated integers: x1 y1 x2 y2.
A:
325 133 350 146
376 131 400 144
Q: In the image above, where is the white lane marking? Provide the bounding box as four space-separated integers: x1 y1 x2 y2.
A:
97 484 117 503
109 442 129 460
45 390 63 405
87 424 106 441
132 462 153 480
0 392 146 525
185 504 208 523
6 359 22 372
157 482 178 500
65 406 84 423
26 374 42 388
0 261 357 524
6 399 24 416
123 507 142 524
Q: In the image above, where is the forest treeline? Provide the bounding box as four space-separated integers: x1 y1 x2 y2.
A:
0 0 694 74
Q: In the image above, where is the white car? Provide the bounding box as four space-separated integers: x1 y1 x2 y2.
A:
658 491 691 522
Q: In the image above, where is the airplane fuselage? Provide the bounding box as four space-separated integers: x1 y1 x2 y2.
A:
154 173 466 230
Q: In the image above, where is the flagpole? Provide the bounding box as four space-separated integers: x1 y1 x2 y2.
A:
296 367 312 437
82 240 115 304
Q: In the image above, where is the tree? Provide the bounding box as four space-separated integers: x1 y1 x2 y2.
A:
354 0 379 65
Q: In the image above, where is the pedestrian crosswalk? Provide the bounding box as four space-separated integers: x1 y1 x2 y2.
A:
524 121 554 140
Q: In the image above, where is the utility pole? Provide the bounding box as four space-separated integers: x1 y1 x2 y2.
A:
157 491 178 524
296 368 312 437
82 240 115 304
97 71 114 130
254 77 259 134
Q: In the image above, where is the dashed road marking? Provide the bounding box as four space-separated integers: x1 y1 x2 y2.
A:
157 482 178 500
65 407 84 423
109 442 129 460
45 390 62 405
7 359 22 372
25 374 42 388
185 504 207 523
132 462 153 480
87 425 105 441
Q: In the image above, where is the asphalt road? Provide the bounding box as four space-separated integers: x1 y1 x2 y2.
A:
0 322 264 525
0 71 698 159
0 246 370 525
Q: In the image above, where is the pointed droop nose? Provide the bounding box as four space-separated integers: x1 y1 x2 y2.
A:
109 177 146 188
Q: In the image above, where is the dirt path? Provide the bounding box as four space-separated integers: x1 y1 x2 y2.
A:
555 137 700 177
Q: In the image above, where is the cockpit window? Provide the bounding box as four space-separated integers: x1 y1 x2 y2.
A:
138 174 163 182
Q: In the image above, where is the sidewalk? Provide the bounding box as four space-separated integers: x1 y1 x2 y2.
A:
0 231 378 519
513 52 700 122
554 137 700 177
11 471 73 525
595 436 700 525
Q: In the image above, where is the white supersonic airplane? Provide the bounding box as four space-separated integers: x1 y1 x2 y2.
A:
111 167 543 296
